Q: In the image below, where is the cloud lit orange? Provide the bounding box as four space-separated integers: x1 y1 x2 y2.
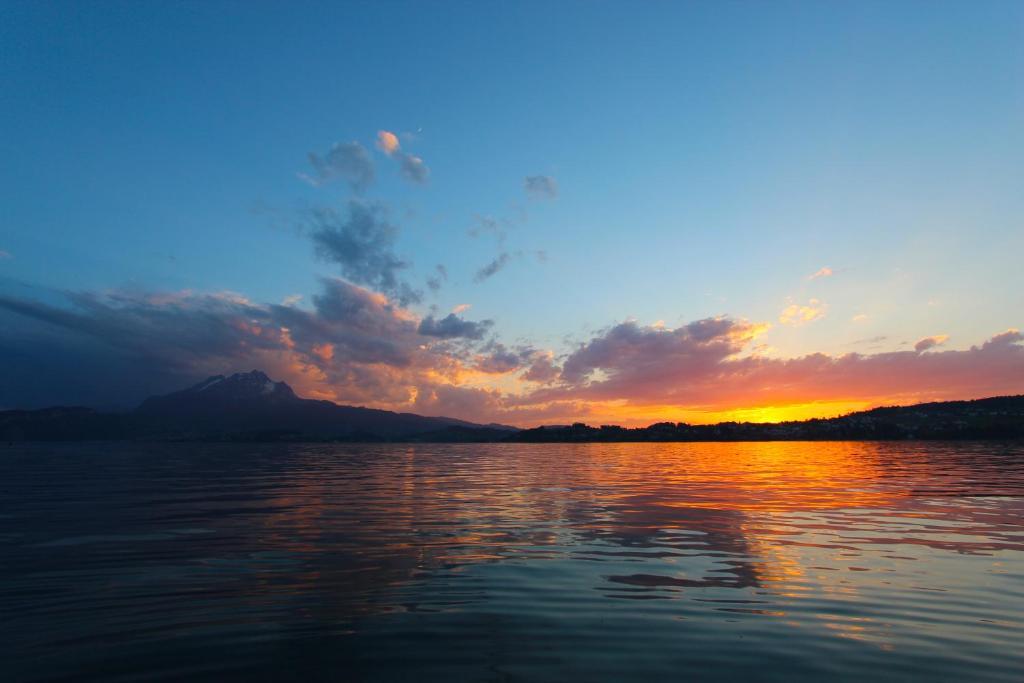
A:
376 130 400 155
1 284 1021 428
780 299 827 326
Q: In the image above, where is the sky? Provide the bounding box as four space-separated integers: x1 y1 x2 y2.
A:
1 1 1022 425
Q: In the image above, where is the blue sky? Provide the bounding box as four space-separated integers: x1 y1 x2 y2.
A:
1 1 1022 421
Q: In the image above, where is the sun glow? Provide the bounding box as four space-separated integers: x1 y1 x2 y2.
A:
535 399 878 429
699 401 875 425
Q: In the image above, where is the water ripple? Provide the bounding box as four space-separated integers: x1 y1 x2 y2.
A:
1 441 1023 682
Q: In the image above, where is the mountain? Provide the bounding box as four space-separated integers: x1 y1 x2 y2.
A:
3 378 1022 442
137 370 300 415
0 370 516 442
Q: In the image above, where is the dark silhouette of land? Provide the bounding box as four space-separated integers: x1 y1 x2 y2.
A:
0 371 515 442
1 370 1022 442
507 395 1024 442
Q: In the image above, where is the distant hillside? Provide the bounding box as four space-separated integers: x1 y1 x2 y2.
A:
3 383 1022 443
0 370 516 442
507 395 1024 442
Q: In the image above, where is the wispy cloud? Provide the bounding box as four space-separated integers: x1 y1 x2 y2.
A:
847 335 889 349
397 153 429 183
808 266 833 280
468 215 508 242
471 249 545 284
779 299 827 326
473 252 512 283
308 200 420 305
524 175 558 200
425 264 448 293
303 141 375 193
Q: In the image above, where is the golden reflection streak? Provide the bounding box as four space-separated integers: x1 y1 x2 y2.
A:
254 442 960 646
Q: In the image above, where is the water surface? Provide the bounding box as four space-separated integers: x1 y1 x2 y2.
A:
2 441 1023 681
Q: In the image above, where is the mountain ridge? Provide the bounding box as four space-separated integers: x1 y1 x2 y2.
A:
1 372 1022 442
0 370 516 441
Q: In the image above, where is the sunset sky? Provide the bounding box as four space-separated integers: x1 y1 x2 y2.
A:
1 1 1022 425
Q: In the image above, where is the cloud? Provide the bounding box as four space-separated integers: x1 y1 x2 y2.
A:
473 252 512 283
308 200 421 306
305 141 375 193
0 279 496 411
809 266 833 280
425 264 448 293
467 215 546 284
0 289 283 381
985 329 1023 347
281 294 303 306
468 215 508 242
0 250 11 260
376 130 400 155
852 313 868 322
848 335 889 348
1 284 1021 427
375 129 429 184
470 248 544 285
520 320 1024 418
558 317 767 387
914 334 949 353
452 303 471 314
524 175 558 200
475 343 524 374
412 382 492 414
397 153 429 184
522 351 559 384
473 343 558 379
779 299 827 326
417 313 493 340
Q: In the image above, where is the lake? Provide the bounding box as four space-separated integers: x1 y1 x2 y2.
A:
2 441 1022 682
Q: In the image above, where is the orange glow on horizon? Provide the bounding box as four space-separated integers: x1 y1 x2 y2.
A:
266 347 976 427
513 398 880 429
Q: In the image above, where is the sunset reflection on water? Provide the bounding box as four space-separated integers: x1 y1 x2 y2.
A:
2 441 1023 682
